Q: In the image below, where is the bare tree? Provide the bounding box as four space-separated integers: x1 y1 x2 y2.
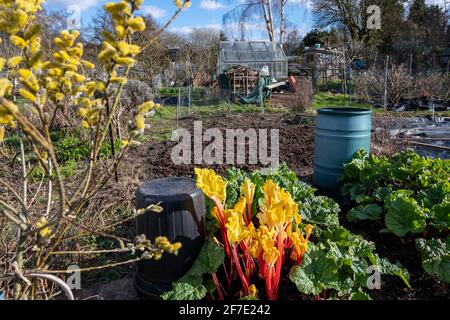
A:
223 0 276 41
280 0 289 43
130 15 172 82
177 29 220 86
312 0 371 43
222 0 302 43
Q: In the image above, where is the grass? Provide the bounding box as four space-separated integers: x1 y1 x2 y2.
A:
154 103 286 119
312 92 450 117
312 92 377 112
318 79 349 92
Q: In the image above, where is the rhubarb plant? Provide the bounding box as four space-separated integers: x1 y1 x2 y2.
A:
192 167 313 300
289 226 410 299
341 150 450 283
416 237 450 284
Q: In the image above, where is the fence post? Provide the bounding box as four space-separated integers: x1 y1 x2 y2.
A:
342 46 348 97
259 75 265 115
177 87 180 128
409 54 413 75
383 55 389 111
188 85 192 114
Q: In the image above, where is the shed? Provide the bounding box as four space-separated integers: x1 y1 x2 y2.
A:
217 41 288 79
303 47 343 83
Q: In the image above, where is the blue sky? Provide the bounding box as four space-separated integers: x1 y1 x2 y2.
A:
43 0 314 39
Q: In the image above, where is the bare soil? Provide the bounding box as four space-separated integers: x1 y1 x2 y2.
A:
124 112 315 182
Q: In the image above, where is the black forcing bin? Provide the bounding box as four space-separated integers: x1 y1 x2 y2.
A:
134 177 206 298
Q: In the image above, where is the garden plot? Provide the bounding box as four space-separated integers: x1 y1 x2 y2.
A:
374 117 450 159
125 112 315 181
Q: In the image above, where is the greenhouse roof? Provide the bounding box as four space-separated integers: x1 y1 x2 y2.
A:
219 41 287 63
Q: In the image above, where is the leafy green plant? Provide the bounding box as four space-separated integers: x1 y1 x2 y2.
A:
341 150 450 283
54 135 121 163
30 165 46 183
289 226 410 299
161 239 225 300
347 204 382 223
161 283 208 300
384 190 428 237
98 139 121 159
30 159 77 182
60 159 77 179
55 136 90 162
416 237 450 283
2 133 27 150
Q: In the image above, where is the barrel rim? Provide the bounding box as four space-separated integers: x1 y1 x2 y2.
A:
317 107 372 115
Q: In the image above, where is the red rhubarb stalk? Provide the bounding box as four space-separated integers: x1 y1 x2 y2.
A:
273 233 284 299
231 246 249 294
212 272 225 300
266 266 274 300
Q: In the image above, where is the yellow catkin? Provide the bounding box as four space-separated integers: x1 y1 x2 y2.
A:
19 88 36 102
0 126 5 142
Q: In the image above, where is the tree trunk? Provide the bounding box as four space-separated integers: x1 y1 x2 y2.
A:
261 0 275 41
280 0 286 44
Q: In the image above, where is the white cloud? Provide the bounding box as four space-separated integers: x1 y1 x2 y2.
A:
141 5 167 19
170 23 222 35
200 0 225 10
170 21 267 37
45 0 103 11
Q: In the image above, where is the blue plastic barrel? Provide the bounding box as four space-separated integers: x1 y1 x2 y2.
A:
313 108 372 190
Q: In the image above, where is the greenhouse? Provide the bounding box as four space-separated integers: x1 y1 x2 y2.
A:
217 41 288 78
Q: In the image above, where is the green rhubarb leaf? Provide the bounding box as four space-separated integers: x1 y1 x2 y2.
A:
320 227 376 259
161 282 207 300
376 256 411 288
345 184 368 202
373 186 393 202
301 196 340 228
319 226 352 244
416 238 450 284
349 291 372 300
350 237 377 259
418 181 450 210
189 238 225 276
349 258 369 275
431 201 450 230
384 190 427 237
347 204 383 223
289 244 339 296
341 149 369 180
326 274 354 296
325 241 347 267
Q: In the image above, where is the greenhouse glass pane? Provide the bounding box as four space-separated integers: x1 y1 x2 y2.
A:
250 42 267 52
